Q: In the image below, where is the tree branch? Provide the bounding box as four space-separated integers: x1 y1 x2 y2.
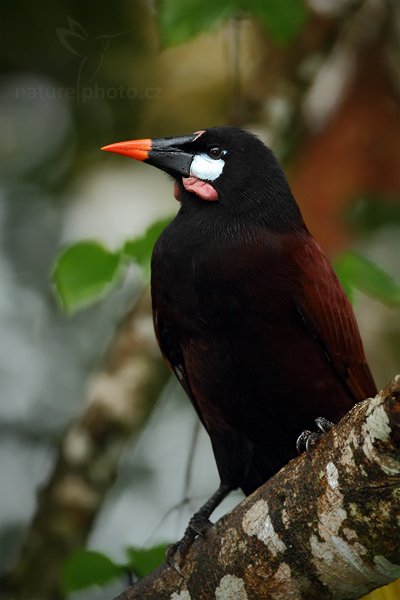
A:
115 375 400 600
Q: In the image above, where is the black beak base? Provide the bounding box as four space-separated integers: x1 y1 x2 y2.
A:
146 134 199 177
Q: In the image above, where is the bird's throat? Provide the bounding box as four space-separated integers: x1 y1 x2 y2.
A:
178 176 219 202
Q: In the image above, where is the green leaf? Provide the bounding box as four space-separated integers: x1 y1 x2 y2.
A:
123 216 173 278
157 0 308 46
125 544 168 578
62 550 122 592
52 241 121 312
345 196 400 235
158 0 235 46
248 0 308 44
334 252 400 308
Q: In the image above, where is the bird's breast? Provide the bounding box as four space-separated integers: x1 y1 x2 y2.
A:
151 219 297 340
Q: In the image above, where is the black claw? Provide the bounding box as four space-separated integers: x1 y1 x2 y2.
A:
166 531 196 575
296 417 335 455
305 431 321 454
165 542 181 574
188 514 212 537
296 430 312 454
315 417 334 433
165 516 211 573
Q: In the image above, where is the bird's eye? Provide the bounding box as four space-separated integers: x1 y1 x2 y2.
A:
208 146 223 159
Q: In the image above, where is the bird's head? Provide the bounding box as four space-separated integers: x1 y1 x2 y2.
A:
101 126 304 229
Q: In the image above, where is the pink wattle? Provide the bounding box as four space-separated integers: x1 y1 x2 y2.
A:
182 177 218 201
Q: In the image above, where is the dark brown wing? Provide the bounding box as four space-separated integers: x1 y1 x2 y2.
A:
293 236 377 402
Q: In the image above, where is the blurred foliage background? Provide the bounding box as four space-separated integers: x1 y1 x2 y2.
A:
0 0 399 599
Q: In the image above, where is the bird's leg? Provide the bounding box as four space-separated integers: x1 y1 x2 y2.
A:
166 482 231 573
296 417 334 455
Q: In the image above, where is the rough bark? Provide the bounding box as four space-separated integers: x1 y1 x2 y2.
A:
3 289 169 600
115 376 400 600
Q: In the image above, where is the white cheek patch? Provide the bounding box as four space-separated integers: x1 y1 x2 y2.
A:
190 153 225 181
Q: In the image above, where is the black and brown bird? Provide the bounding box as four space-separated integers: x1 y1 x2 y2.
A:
101 126 377 556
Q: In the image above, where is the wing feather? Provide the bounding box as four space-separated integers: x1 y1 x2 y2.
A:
294 237 377 401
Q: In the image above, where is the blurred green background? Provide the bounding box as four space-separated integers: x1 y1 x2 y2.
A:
1 1 399 599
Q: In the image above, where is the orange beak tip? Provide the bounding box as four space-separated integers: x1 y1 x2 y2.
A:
100 139 151 161
100 142 123 153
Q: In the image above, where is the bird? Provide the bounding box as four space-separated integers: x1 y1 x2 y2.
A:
101 126 377 563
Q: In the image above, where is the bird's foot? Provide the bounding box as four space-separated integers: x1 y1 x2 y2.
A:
165 482 230 574
188 513 213 537
166 514 212 574
296 417 334 455
165 538 190 575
